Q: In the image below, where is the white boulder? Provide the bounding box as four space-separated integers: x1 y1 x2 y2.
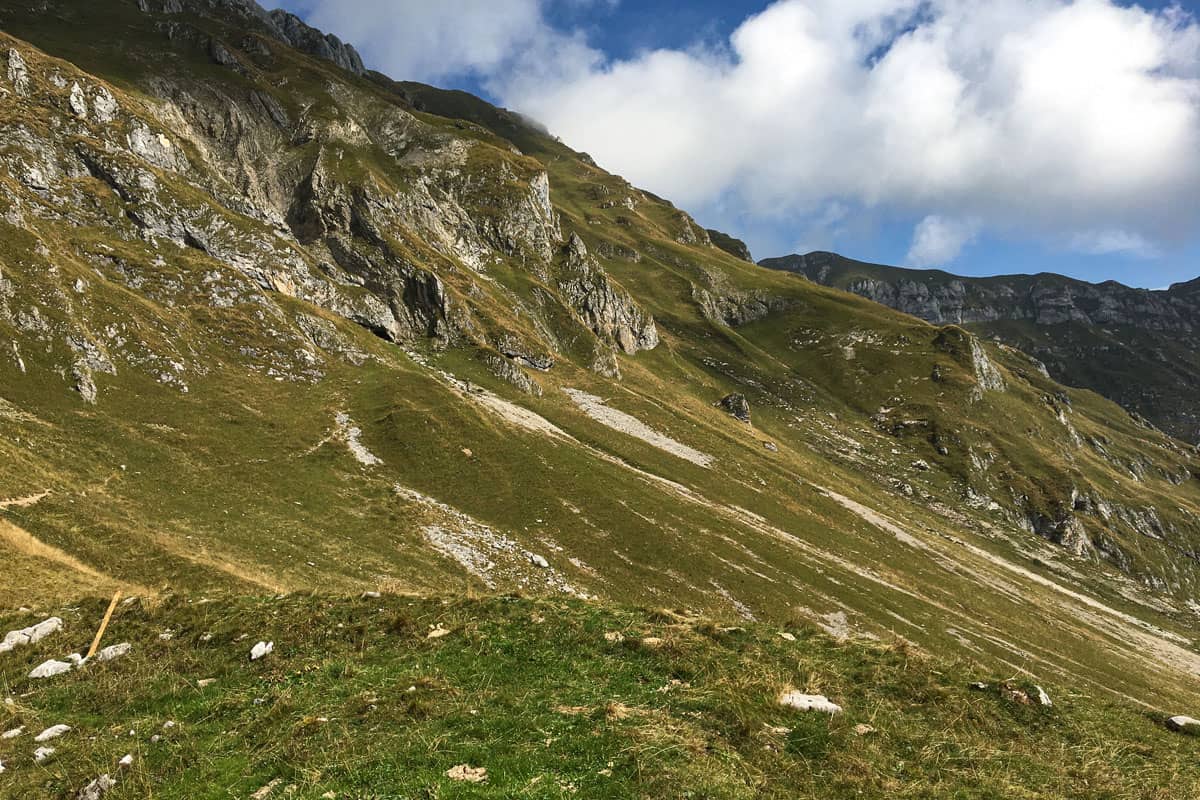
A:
29 659 74 679
0 617 64 653
778 690 843 714
95 643 131 663
250 641 274 661
34 724 70 742
1167 715 1200 733
68 82 89 118
34 746 56 763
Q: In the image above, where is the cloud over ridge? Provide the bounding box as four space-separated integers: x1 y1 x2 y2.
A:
284 0 1200 267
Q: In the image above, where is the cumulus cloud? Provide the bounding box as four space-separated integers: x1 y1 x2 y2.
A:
498 0 1200 261
907 215 980 266
286 0 1200 265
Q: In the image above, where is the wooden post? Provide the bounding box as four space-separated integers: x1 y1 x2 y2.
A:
85 591 122 660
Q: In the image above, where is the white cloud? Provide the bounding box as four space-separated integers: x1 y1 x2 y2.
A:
907 215 979 266
286 0 1200 262
496 0 1200 257
1068 229 1161 258
287 0 596 83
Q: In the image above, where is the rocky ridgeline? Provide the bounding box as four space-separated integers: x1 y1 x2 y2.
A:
135 0 366 74
764 251 1200 443
768 251 1199 331
0 10 662 402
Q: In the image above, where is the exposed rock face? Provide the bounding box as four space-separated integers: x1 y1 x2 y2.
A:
692 285 790 327
560 234 659 358
6 48 30 96
134 0 366 75
68 82 89 118
718 393 751 423
767 252 1198 332
706 228 753 262
764 251 1200 443
265 9 366 75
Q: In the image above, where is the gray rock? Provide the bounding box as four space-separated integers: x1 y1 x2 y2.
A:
560 234 659 358
34 724 71 742
718 393 751 423
6 48 30 96
126 122 181 171
94 642 132 663
209 39 239 67
29 659 74 679
0 617 64 653
92 86 119 123
266 9 366 74
68 82 89 118
76 774 117 800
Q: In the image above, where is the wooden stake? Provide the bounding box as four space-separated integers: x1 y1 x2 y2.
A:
85 591 122 660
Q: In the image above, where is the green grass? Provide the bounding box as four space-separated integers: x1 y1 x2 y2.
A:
2 595 1197 799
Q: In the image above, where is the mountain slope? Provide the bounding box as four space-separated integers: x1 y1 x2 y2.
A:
762 251 1200 444
1 0 1200 734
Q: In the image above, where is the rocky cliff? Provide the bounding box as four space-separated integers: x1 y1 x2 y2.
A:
763 251 1200 443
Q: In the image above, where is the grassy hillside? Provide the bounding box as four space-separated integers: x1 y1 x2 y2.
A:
1 0 1200 762
2 595 1199 799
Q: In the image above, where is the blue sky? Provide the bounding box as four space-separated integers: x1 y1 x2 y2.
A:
280 0 1200 288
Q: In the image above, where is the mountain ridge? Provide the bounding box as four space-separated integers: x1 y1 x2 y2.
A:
762 251 1200 443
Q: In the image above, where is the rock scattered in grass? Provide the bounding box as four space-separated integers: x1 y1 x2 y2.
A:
1035 686 1053 707
197 678 216 688
118 754 133 768
528 553 550 569
34 725 70 742
778 690 842 714
76 774 115 800
604 631 624 643
854 724 876 735
1000 683 1033 705
778 632 796 641
0 617 63 653
250 641 273 661
29 659 74 679
717 393 751 423
361 591 381 599
426 625 451 640
1 726 24 739
446 764 487 783
34 746 56 763
639 636 664 648
1166 715 1200 734
250 778 283 799
94 643 131 663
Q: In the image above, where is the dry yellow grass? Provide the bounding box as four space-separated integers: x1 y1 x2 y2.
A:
0 519 156 606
